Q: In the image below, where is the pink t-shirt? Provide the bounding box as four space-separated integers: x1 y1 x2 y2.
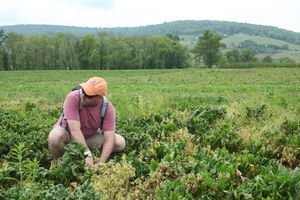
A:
58 90 116 138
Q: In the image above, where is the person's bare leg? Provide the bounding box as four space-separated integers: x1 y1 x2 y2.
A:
113 133 126 152
86 132 125 153
87 133 125 166
48 126 69 159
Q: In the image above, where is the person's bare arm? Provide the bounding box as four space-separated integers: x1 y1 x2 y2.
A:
99 131 115 163
68 120 93 167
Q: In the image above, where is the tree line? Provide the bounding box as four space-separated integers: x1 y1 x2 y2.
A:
0 31 190 70
0 29 297 70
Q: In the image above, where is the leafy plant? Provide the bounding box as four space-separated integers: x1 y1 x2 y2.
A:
245 104 268 122
186 106 226 136
281 119 299 135
204 123 243 152
44 142 85 185
91 157 135 200
156 179 193 200
7 143 40 184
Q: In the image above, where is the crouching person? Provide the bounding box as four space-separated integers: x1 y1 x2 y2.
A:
48 77 126 167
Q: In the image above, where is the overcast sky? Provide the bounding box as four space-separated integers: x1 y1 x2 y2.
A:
0 0 299 32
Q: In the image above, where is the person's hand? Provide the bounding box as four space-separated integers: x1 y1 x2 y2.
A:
85 156 94 168
93 160 105 168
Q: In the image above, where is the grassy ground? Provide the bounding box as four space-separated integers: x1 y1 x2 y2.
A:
0 68 299 117
0 67 299 199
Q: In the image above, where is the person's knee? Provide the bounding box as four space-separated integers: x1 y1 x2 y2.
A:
48 127 68 148
114 134 126 152
48 127 69 159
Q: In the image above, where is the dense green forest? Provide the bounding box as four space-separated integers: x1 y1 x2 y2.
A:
0 31 190 70
1 20 300 70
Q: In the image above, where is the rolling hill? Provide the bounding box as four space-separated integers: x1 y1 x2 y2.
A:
1 20 300 43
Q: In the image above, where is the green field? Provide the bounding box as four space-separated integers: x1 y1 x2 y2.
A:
1 68 299 116
0 68 299 199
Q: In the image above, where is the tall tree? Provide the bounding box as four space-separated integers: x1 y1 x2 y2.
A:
26 35 54 69
54 32 79 70
97 32 110 70
0 29 7 70
75 34 99 69
0 29 6 45
225 49 241 63
240 49 257 62
193 30 225 68
263 56 272 63
3 32 25 70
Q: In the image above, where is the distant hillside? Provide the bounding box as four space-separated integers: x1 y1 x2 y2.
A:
222 33 300 51
1 20 300 45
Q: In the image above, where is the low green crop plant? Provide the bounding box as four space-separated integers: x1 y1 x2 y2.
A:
44 142 85 186
204 123 243 152
156 179 193 200
238 166 300 199
281 119 300 135
263 126 300 168
187 106 226 136
245 104 268 122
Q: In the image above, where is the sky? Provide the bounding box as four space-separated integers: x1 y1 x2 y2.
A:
0 0 300 32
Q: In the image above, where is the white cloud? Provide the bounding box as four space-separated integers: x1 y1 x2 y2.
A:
66 0 116 9
0 0 299 32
